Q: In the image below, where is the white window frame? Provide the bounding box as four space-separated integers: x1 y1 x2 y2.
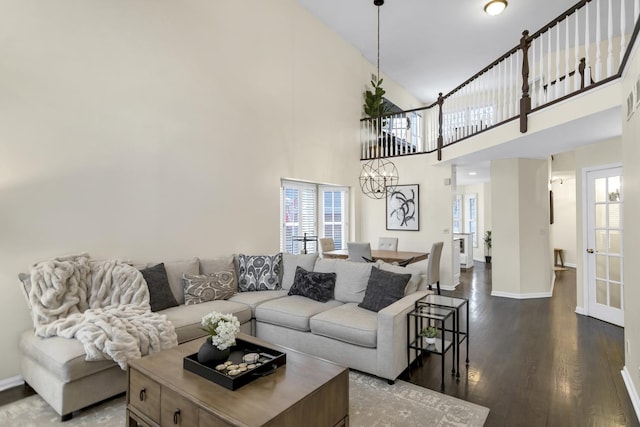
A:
319 185 349 251
453 194 462 233
280 180 349 254
464 193 478 247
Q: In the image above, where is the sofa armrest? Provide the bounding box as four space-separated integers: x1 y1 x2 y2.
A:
376 290 431 381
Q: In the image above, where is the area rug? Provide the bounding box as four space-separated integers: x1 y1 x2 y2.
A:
0 372 488 426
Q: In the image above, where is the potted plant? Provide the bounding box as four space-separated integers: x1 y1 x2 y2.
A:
419 326 439 345
484 230 492 263
363 77 391 126
198 311 240 364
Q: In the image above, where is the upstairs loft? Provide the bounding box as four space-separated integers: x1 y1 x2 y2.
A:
360 0 639 167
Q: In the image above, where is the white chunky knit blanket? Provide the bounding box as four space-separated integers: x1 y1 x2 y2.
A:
29 254 178 369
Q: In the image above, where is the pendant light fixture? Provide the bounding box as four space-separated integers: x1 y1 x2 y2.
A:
359 0 399 200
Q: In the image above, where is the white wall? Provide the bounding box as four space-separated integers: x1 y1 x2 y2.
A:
621 35 640 415
457 183 489 261
0 0 419 382
491 158 553 298
551 176 577 266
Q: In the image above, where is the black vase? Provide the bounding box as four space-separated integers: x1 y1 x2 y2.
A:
197 338 230 365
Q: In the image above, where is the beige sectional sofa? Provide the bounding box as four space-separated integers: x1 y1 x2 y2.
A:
18 252 431 421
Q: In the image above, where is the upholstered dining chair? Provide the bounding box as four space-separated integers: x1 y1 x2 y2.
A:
426 241 444 295
347 242 372 263
319 237 335 255
377 237 398 251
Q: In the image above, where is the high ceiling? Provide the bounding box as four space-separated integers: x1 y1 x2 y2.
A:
297 0 581 104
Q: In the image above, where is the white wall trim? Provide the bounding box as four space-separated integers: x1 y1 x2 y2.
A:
491 290 553 299
622 366 640 424
575 306 587 315
440 284 458 292
0 375 24 392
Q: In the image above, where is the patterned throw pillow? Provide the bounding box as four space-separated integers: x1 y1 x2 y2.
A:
237 253 282 292
358 266 411 312
288 266 336 303
182 272 236 305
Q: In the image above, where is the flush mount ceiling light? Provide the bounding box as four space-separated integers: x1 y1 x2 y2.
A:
484 0 507 16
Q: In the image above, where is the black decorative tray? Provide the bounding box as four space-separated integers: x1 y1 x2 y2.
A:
183 338 286 391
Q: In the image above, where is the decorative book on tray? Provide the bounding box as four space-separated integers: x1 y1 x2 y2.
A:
183 338 286 390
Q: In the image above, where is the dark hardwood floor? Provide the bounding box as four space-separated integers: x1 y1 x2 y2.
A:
404 262 639 427
1 262 638 426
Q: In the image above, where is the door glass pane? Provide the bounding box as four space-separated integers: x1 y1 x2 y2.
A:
608 204 620 229
595 230 607 252
608 176 621 201
595 205 606 228
610 256 621 282
596 280 608 305
610 282 622 309
596 255 607 279
609 230 621 254
595 178 607 202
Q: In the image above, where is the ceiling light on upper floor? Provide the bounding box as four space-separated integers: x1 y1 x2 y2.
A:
468 172 477 176
484 0 508 16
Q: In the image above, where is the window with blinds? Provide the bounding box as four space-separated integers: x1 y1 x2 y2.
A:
280 180 348 254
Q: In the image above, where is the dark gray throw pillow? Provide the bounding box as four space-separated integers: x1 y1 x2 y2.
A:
140 263 179 312
359 266 411 312
288 266 336 303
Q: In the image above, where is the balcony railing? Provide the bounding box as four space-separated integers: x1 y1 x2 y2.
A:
360 0 640 161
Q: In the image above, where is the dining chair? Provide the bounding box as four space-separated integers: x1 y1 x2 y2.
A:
377 237 398 251
319 237 335 255
426 241 444 295
347 242 372 263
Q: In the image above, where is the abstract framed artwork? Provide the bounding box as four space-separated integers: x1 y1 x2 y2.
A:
386 184 419 231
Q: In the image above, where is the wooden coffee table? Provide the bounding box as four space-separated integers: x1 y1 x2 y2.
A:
126 334 349 426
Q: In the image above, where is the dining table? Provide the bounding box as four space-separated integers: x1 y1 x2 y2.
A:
321 249 429 265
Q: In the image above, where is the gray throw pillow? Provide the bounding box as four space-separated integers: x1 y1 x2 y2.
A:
140 263 179 312
288 266 336 303
358 266 411 312
183 272 236 305
237 253 282 292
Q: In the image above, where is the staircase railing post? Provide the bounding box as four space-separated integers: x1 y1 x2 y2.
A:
519 30 531 133
437 92 444 161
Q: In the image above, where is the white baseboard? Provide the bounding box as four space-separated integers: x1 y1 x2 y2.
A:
575 306 587 315
491 290 553 299
564 262 577 268
440 284 457 292
622 366 640 423
0 375 24 392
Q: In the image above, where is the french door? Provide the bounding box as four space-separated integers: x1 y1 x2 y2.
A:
585 166 623 326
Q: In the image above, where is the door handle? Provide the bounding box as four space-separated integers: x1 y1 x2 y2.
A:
586 248 594 253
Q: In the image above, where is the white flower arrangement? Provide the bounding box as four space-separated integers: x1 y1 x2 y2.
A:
201 311 240 350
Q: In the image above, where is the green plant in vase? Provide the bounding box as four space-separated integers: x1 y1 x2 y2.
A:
484 230 492 263
419 325 439 345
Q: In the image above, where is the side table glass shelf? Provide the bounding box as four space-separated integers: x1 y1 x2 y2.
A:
416 294 470 379
407 305 455 390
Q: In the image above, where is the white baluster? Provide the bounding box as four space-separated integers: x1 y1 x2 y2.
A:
514 51 519 117
595 0 602 82
531 40 537 108
607 0 614 76
565 18 571 95
556 24 561 99
502 58 508 121
585 1 591 86
547 30 553 101
574 9 580 91
620 0 627 67
539 35 545 104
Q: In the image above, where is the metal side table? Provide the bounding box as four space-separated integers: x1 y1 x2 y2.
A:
416 294 469 378
407 305 455 390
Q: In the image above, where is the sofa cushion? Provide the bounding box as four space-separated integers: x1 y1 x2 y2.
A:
288 267 336 303
255 295 343 332
183 272 235 305
310 303 378 348
19 331 116 383
281 253 319 290
160 300 252 343
237 254 282 291
164 258 200 305
200 256 237 288
140 263 179 312
377 261 426 295
314 259 373 304
228 290 289 317
359 267 410 312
